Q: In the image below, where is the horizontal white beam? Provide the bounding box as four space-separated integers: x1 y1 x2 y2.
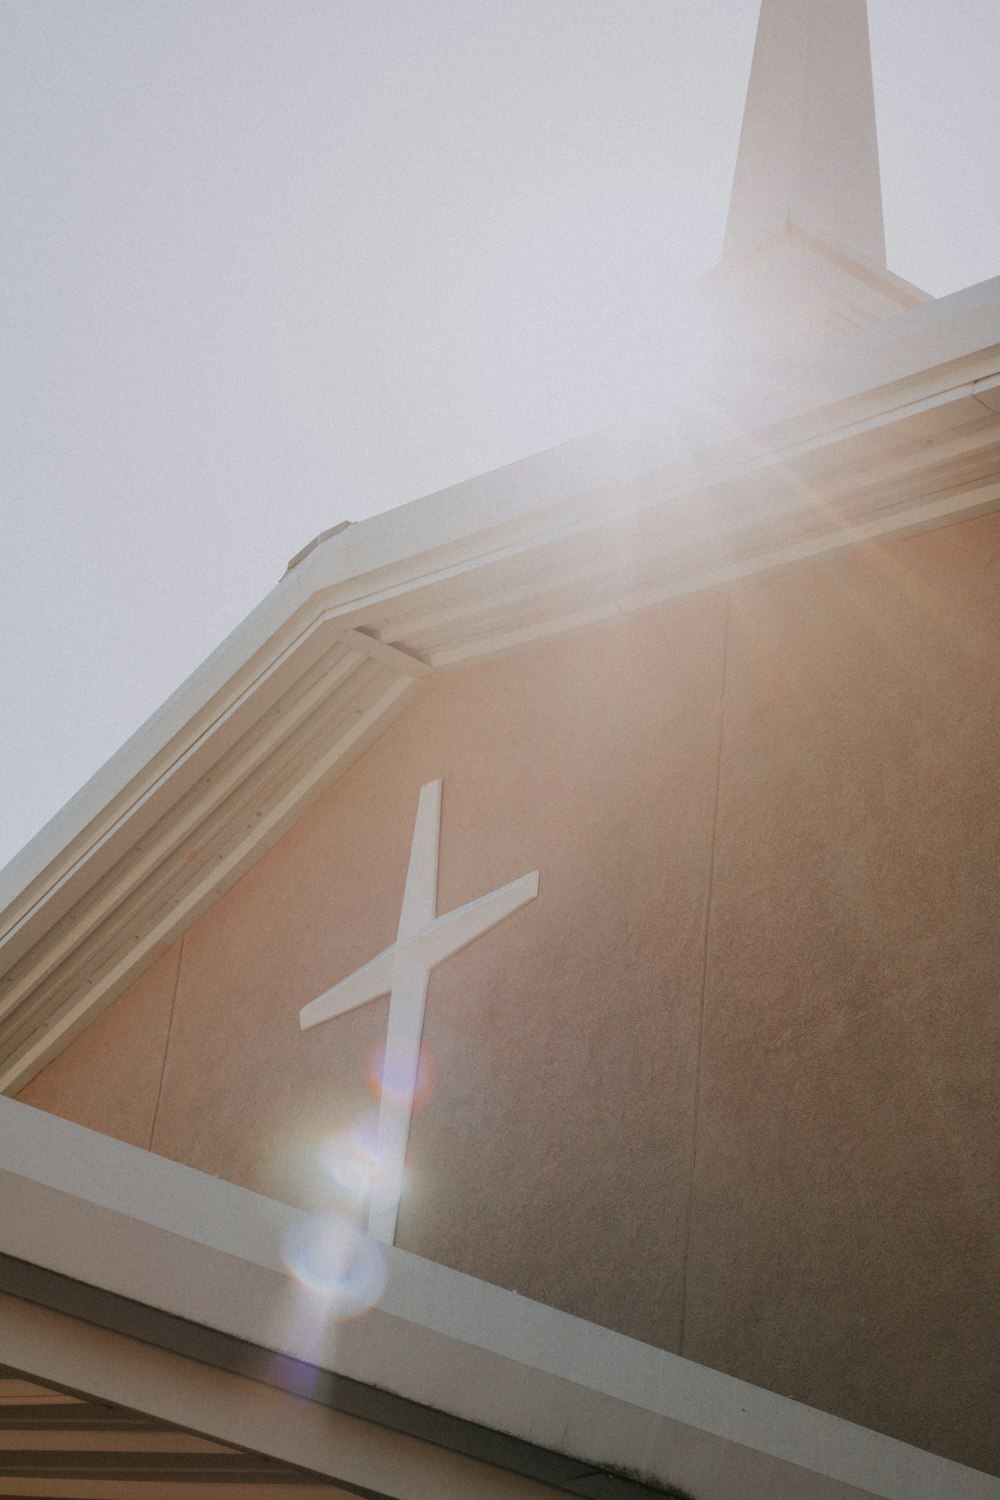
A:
0 1100 996 1500
0 1295 551 1500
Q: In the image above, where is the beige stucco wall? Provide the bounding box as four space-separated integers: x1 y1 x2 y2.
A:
20 509 1000 1476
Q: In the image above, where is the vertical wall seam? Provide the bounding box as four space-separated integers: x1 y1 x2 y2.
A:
148 936 184 1153
678 590 730 1358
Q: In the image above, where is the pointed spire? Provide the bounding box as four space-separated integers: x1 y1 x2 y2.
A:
724 0 886 267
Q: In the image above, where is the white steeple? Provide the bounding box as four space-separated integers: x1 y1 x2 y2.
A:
724 0 885 266
709 0 928 346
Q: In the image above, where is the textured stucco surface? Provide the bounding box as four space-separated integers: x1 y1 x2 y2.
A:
684 511 1000 1473
18 511 1000 1474
18 940 180 1149
141 597 723 1355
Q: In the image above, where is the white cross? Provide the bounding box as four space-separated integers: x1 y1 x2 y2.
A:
300 778 538 1245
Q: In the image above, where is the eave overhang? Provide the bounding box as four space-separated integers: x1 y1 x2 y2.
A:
2 276 999 1092
2 1098 997 1500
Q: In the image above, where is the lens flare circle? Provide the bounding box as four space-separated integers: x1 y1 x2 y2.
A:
317 1113 410 1213
281 1212 387 1316
367 1042 437 1109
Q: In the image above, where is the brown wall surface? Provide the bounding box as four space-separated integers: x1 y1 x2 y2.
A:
19 941 180 1149
19 511 1000 1475
683 511 1000 1473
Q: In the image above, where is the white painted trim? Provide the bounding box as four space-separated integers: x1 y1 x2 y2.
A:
0 672 421 1095
0 648 364 1030
340 628 434 678
0 1099 997 1500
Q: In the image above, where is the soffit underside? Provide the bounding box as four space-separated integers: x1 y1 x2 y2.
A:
0 1364 354 1496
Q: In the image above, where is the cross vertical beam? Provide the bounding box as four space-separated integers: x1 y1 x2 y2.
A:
300 779 539 1245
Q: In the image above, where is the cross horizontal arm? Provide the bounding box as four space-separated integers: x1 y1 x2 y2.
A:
299 945 394 1030
404 871 538 971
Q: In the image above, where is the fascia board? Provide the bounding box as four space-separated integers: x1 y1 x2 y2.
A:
0 1098 997 1500
0 578 328 916
266 277 1000 603
0 609 419 952
0 1297 559 1500
271 282 1000 629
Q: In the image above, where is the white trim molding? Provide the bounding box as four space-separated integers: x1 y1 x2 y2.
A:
0 1098 997 1500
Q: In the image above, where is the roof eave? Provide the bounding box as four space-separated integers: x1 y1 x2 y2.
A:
2 1097 996 1500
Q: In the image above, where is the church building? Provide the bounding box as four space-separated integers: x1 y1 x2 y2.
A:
1 1 998 1496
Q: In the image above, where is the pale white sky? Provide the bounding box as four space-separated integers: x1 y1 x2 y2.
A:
2 0 998 870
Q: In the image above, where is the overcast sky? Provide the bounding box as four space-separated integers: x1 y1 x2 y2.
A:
2 0 998 871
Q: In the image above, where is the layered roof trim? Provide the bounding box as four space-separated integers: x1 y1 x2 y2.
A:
2 279 999 1093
